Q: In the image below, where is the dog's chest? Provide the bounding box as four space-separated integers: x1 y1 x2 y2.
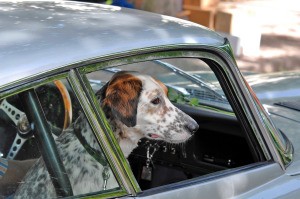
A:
56 130 118 195
58 132 105 193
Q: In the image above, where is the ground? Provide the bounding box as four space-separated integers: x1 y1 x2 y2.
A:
234 0 300 73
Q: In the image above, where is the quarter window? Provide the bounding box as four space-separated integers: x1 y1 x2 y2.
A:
0 78 120 198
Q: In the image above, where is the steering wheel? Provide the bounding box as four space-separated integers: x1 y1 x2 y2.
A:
0 80 72 160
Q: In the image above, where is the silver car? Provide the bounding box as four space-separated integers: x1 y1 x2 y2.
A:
0 1 299 198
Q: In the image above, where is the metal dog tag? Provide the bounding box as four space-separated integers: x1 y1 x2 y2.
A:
141 166 152 181
102 166 110 190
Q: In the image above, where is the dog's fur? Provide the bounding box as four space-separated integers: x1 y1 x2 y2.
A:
14 71 198 198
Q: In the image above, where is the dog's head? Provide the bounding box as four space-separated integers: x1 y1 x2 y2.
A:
97 71 199 144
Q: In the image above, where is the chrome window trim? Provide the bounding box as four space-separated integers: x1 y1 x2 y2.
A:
68 70 133 196
78 70 141 194
0 73 68 100
213 43 290 168
243 80 293 166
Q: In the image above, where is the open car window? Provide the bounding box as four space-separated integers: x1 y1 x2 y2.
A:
84 57 263 191
0 78 120 198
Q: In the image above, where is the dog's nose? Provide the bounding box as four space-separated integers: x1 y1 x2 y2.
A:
185 122 199 135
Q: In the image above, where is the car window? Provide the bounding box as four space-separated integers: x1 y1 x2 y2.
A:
84 57 262 191
0 78 120 198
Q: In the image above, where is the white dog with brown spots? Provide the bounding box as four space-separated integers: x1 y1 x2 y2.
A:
15 71 199 198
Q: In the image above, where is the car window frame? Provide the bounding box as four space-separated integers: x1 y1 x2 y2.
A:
207 46 291 168
68 69 139 196
78 48 285 194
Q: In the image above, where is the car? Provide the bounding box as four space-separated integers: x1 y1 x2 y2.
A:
0 0 299 198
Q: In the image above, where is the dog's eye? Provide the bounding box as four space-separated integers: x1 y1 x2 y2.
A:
151 97 160 105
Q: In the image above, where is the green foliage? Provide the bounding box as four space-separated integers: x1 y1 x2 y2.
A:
167 87 235 116
189 98 199 107
168 87 199 106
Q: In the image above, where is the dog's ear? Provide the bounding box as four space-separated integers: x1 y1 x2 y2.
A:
96 82 109 102
101 72 142 127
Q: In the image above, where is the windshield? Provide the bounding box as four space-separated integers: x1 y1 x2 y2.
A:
151 59 231 111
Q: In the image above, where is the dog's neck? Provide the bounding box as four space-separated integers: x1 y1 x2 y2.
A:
109 119 143 158
75 113 142 159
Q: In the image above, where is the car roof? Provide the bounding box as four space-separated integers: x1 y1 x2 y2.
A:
0 0 225 89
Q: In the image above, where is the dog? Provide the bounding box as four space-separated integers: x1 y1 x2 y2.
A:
14 71 199 198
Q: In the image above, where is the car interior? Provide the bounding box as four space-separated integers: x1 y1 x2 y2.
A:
0 57 265 197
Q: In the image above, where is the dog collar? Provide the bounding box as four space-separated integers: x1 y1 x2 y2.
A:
74 122 108 167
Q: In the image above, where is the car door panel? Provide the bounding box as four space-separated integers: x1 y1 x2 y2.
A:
135 163 283 199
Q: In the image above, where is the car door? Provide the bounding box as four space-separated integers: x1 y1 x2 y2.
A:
80 49 288 199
